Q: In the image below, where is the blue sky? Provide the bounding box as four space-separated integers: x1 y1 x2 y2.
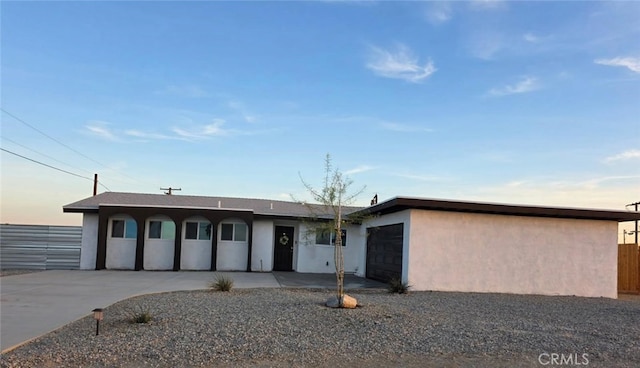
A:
1 0 639 228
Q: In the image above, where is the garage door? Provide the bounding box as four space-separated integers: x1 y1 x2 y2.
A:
366 223 403 283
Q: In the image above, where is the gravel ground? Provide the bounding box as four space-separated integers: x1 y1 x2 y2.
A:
1 288 639 368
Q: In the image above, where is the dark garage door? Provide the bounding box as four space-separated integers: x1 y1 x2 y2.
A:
366 223 403 283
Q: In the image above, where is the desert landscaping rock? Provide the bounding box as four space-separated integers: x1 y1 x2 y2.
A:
1 288 639 367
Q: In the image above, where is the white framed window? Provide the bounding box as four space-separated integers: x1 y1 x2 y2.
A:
220 223 247 242
148 220 175 240
315 228 347 246
185 221 212 240
111 219 137 239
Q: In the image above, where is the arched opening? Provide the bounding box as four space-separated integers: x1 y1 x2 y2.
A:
144 215 176 270
181 216 213 270
106 214 137 270
217 218 249 271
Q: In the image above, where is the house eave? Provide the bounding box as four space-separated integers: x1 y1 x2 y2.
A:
356 196 640 222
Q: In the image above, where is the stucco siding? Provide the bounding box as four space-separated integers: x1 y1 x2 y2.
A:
105 238 136 270
408 210 618 298
295 223 364 274
251 220 274 272
80 214 99 270
180 240 211 270
143 239 174 270
217 242 248 271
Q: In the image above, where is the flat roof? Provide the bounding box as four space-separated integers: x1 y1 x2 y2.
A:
356 196 640 222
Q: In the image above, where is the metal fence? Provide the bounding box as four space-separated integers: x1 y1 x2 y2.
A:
0 224 82 270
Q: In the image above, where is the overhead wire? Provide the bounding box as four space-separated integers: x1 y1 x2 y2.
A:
1 135 94 176
1 147 112 191
1 108 110 169
1 108 155 188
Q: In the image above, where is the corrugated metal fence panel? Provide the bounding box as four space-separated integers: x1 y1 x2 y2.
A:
0 224 82 270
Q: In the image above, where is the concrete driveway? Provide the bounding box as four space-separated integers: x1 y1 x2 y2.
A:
0 270 385 352
0 270 279 352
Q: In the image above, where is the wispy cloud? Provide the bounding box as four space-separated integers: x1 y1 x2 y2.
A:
84 121 118 141
155 84 211 98
345 165 375 175
425 2 452 25
366 44 437 83
228 100 258 123
523 32 540 43
466 31 504 60
171 119 233 139
124 129 180 141
380 122 433 133
488 76 540 96
594 57 640 73
604 149 640 163
469 0 507 10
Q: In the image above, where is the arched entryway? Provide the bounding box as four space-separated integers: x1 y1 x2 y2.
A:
216 218 249 271
105 214 137 270
181 216 213 270
143 215 176 270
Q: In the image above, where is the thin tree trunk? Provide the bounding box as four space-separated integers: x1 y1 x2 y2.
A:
335 190 344 305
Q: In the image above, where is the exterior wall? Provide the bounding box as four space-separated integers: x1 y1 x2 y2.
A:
180 239 211 270
144 239 175 270
360 210 412 279
80 214 99 270
251 220 274 272
408 210 618 298
217 242 248 270
216 219 248 271
296 223 366 274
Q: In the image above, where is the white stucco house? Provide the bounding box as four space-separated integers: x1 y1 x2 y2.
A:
64 192 640 298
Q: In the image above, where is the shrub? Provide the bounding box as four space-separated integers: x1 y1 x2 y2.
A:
387 277 410 294
128 305 152 324
210 274 234 292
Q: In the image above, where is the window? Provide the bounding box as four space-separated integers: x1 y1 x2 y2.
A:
220 223 248 241
315 228 347 246
185 222 212 240
148 220 175 240
111 219 137 239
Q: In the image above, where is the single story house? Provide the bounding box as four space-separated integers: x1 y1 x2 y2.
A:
63 192 640 298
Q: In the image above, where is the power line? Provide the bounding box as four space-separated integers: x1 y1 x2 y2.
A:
1 147 111 191
1 108 110 169
1 135 94 176
1 108 153 187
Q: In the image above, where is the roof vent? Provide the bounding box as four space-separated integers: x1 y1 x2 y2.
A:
270 203 273 210
218 200 221 208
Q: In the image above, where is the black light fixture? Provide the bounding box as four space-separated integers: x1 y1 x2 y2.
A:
92 308 104 336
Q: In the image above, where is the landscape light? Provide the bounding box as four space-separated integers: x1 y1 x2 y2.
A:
92 308 104 336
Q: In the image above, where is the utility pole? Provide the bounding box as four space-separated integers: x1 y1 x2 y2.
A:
93 174 98 196
627 201 640 244
161 187 181 195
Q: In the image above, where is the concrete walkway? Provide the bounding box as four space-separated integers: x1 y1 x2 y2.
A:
0 270 384 353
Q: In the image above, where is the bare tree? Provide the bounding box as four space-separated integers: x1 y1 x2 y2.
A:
298 154 365 306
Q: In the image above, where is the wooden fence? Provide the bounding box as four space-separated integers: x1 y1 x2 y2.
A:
618 243 640 294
